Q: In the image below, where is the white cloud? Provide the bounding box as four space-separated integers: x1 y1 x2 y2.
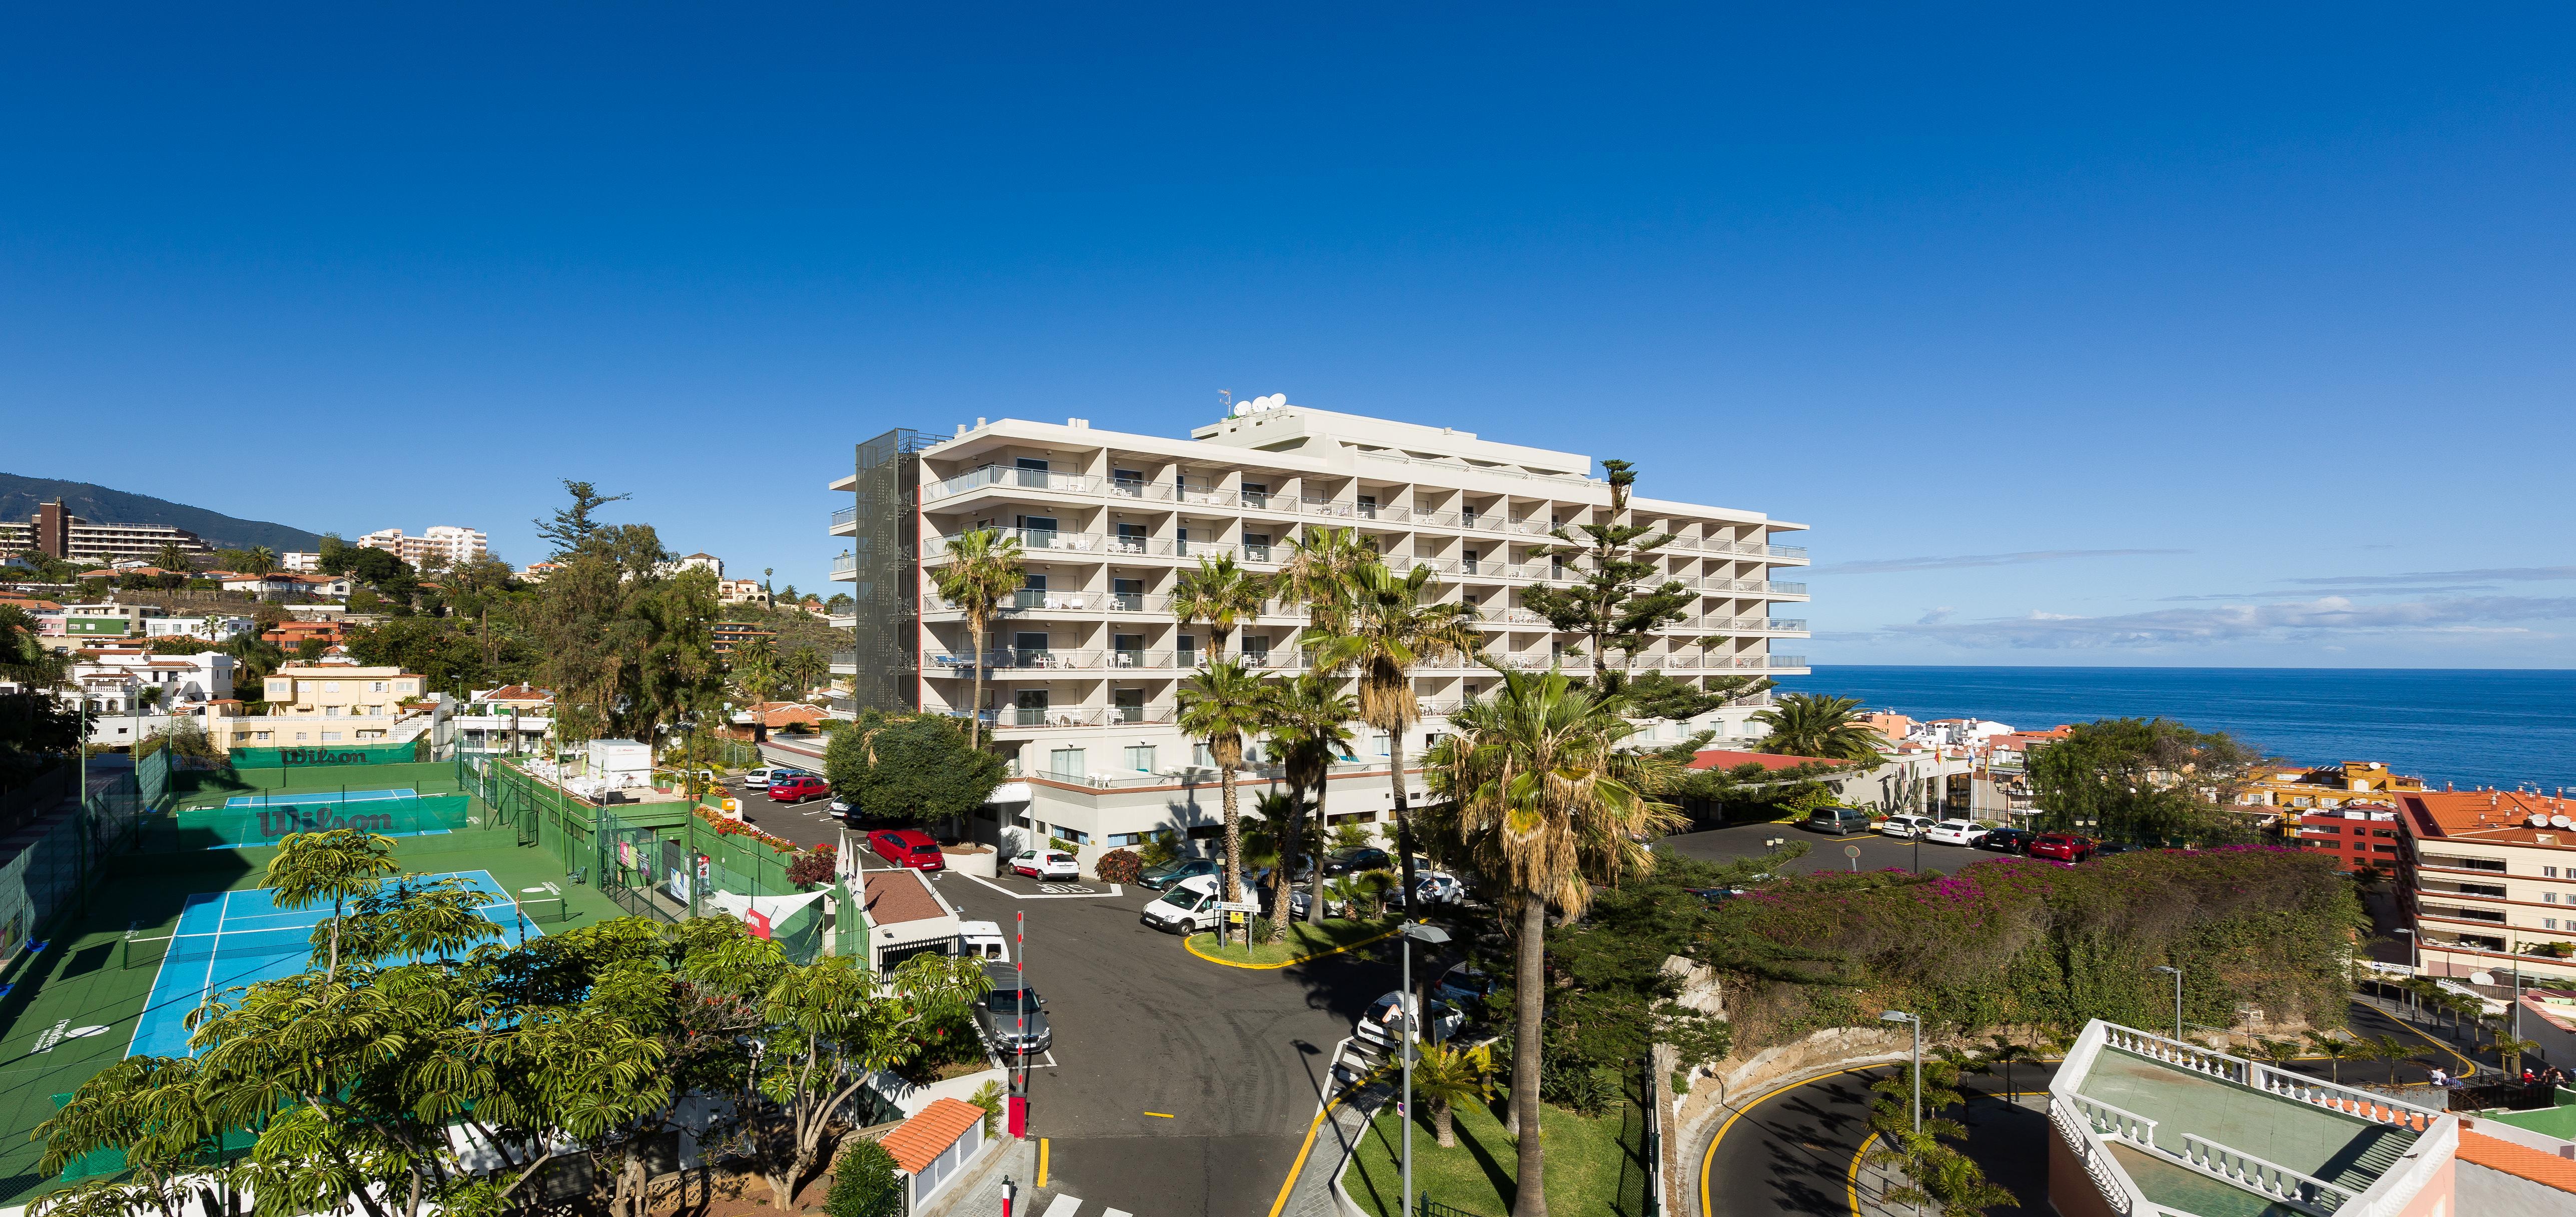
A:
1862 595 2576 650
2287 565 2576 586
1804 548 2187 576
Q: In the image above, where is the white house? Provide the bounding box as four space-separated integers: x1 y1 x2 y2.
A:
62 649 236 711
219 573 352 598
143 615 256 642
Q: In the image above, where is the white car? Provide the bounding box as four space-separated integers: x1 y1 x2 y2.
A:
743 766 802 789
1878 814 1939 839
1141 874 1239 934
1923 819 1991 846
1356 990 1464 1050
959 920 1010 963
1011 849 1080 881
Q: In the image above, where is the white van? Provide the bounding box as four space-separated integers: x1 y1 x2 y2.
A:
959 920 1010 963
1140 874 1243 935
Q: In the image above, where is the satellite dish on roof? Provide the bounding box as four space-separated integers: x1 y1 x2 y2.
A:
2530 814 2550 827
2555 815 2573 829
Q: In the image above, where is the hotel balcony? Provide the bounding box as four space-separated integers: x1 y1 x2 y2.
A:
829 505 859 536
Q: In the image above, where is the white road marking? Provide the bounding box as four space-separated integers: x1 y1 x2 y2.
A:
960 873 1125 900
1103 1209 1133 1217
1040 1195 1083 1217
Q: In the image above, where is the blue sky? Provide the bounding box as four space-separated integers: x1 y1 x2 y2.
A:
6 5 2571 666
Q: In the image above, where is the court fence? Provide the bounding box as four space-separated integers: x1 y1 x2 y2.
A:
226 739 429 769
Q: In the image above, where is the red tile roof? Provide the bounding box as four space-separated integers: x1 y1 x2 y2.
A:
861 870 948 929
1687 748 1853 772
2459 1129 2576 1193
878 1098 984 1174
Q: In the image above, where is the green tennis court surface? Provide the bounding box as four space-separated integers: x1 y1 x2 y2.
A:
222 788 419 807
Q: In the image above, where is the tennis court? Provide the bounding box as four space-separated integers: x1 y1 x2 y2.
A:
125 869 557 1058
221 787 420 808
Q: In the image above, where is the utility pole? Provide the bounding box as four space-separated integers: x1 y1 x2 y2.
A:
2154 966 2183 1040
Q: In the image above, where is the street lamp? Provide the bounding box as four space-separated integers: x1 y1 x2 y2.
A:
1880 1010 1921 1133
2153 966 2182 1040
1400 922 1453 1217
2392 929 2419 1018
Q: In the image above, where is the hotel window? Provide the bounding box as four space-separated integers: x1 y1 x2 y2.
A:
1048 748 1084 778
1192 743 1213 768
1110 832 1145 847
326 682 341 693
321 732 343 742
2548 893 2560 904
1124 744 1155 772
1058 827 1093 846
254 732 271 742
371 681 387 692
2550 919 2563 931
2549 867 2562 878
294 732 308 741
358 730 384 740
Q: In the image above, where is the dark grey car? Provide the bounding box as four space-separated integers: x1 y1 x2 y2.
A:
977 977 1052 1054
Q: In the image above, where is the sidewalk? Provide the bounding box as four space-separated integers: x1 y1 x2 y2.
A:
1279 1065 1399 1217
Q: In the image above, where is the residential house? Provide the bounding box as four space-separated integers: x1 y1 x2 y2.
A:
142 615 255 642
454 685 554 755
724 700 828 740
279 551 322 572
880 1098 989 1212
63 602 169 643
711 621 774 655
199 664 432 753
852 868 964 975
221 572 352 598
262 620 348 650
356 526 487 568
2290 802 2403 874
718 578 770 607
671 552 724 577
2238 760 2428 822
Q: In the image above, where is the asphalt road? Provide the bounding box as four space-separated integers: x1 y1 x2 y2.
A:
934 869 1418 1216
1662 820 2003 876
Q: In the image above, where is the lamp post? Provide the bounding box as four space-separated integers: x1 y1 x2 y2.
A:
1880 1010 1921 1133
2392 928 2419 1018
1400 922 1452 1217
2153 966 2182 1040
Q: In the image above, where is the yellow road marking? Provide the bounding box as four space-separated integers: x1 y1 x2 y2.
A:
1037 1137 1048 1187
1267 1060 1395 1217
1145 1111 1175 1118
1846 1130 1879 1217
1700 1066 1875 1217
2372 1006 2478 1072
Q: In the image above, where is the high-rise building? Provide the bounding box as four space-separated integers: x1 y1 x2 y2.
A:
2397 787 2576 986
355 526 487 568
828 400 1809 863
0 498 215 564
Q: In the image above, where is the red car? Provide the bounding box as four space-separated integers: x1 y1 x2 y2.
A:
2027 833 2095 863
869 829 945 871
768 775 830 803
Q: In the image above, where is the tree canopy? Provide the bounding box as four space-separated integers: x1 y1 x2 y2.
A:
2026 717 2259 845
823 711 1006 825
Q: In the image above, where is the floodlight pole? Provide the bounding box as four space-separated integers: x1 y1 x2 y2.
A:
1400 922 1453 1217
1881 1010 1921 1133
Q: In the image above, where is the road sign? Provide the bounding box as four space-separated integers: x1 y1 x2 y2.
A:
1216 901 1261 913
1844 845 1861 857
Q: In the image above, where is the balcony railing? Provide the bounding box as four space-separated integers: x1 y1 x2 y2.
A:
923 465 1101 500
830 505 858 529
831 553 858 576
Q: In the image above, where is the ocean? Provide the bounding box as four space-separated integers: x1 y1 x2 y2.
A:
1774 667 2576 792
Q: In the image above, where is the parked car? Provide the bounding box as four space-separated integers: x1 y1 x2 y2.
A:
1409 872 1467 907
1976 827 2036 854
1685 886 1752 903
867 828 946 871
1140 858 1219 890
2093 840 2142 858
1432 965 1496 1011
1356 990 1463 1050
828 795 855 819
2027 833 2096 863
1140 874 1241 934
1877 814 1939 839
741 767 793 789
1802 806 1875 835
1923 819 1991 846
1012 848 1080 881
1322 846 1392 876
975 969 1051 1054
767 775 830 803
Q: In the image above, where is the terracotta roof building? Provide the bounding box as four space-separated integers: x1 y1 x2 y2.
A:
2397 789 2576 986
877 1097 988 1208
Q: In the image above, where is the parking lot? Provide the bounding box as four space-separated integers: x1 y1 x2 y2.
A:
1660 816 2010 874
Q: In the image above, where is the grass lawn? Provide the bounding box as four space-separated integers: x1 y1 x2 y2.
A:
1342 1089 1650 1216
1184 917 1396 966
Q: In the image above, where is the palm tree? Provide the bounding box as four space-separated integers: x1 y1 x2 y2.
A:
1171 552 1267 662
1425 667 1683 1216
152 540 194 573
1978 1036 2038 1101
2493 1033 2542 1079
1175 659 1268 905
1302 560 1482 903
242 545 279 578
2366 1034 2418 1084
1277 525 1374 634
927 529 1025 749
2305 1031 2361 1083
1752 692 1888 763
2251 1037 2303 1075
781 646 829 698
1410 1040 1500 1148
1264 674 1357 931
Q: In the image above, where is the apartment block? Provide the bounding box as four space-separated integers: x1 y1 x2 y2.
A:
2290 802 2402 874
356 526 488 569
828 401 1808 863
2399 788 2576 986
0 499 216 564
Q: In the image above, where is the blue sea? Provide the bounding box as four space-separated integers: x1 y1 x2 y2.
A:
1774 667 2576 792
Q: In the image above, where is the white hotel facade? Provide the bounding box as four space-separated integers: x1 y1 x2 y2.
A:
827 403 1808 860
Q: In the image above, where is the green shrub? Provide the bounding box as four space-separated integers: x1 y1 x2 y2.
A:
969 1079 1005 1136
1138 830 1181 868
825 1137 903 1217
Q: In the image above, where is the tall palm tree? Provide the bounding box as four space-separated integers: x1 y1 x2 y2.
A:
1752 692 1888 763
1411 1040 1501 1149
1302 560 1481 902
1425 668 1683 1216
1265 674 1357 930
1171 552 1267 663
242 545 279 578
1175 659 1268 905
780 646 828 699
1277 525 1375 634
928 529 1025 749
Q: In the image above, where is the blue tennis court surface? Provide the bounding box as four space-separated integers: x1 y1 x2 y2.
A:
223 787 419 808
128 870 541 1058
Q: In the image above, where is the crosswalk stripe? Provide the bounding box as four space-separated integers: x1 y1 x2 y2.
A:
1102 1209 1133 1217
1040 1195 1083 1217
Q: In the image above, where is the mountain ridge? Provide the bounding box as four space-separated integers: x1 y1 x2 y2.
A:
0 473 324 553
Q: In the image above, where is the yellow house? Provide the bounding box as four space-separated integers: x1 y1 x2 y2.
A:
203 664 429 752
2236 760 2427 818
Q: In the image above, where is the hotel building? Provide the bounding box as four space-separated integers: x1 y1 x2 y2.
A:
2398 788 2576 987
0 499 215 564
826 401 1808 859
356 525 488 569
